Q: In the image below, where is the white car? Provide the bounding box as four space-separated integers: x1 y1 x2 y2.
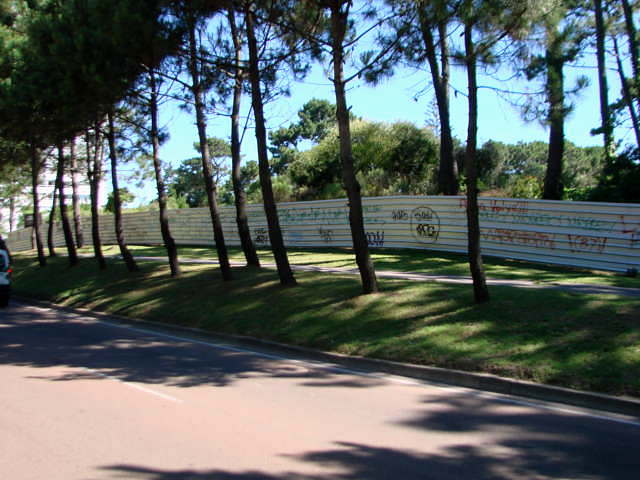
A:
0 249 10 307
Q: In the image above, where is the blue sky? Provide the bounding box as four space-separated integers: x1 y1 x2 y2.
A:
127 51 621 205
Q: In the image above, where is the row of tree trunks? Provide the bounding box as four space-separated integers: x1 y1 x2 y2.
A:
30 142 46 267
43 140 86 260
86 125 107 270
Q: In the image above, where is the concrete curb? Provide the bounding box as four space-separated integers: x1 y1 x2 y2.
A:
15 295 640 420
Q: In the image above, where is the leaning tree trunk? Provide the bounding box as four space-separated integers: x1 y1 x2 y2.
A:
594 0 613 161
419 9 457 195
464 23 489 304
622 0 639 81
107 110 138 272
543 34 565 201
86 128 106 270
149 69 181 277
186 13 232 281
70 138 84 248
329 2 378 294
30 142 46 267
228 8 260 268
613 36 640 148
47 175 58 257
56 142 78 266
245 5 296 286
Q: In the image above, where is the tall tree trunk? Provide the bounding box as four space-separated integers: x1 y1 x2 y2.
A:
9 196 15 232
228 8 260 268
613 35 640 148
464 23 489 304
418 7 457 195
57 143 78 266
86 127 106 270
107 109 138 272
329 1 378 294
70 138 84 248
594 0 613 160
30 142 46 267
621 0 639 81
543 31 565 201
149 69 181 277
186 12 232 281
245 4 296 286
620 0 640 149
47 175 58 257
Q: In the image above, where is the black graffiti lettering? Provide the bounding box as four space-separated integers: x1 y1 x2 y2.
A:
366 231 385 247
392 209 408 221
254 228 268 245
318 228 333 243
416 223 436 238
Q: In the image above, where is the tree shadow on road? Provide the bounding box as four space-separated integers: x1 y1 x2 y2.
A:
100 422 640 480
99 393 640 479
0 305 386 389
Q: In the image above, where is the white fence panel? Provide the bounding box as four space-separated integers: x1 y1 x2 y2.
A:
7 195 640 274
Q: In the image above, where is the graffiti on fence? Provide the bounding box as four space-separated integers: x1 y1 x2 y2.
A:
482 228 556 250
254 228 269 246
567 234 608 254
459 198 617 233
274 203 386 226
318 228 333 243
618 215 640 248
411 207 440 244
366 231 385 247
391 209 409 221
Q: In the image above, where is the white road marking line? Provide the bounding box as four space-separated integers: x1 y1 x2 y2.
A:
82 367 183 404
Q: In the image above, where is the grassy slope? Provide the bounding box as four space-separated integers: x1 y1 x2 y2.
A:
11 248 640 398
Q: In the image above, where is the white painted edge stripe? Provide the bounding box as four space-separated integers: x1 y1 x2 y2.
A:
82 367 183 403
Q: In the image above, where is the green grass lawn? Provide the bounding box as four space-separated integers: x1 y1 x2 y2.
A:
92 244 640 288
10 250 640 398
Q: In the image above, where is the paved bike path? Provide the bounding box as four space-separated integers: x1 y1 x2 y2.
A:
132 256 640 298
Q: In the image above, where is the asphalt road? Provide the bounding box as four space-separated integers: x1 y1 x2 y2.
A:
1 302 640 480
